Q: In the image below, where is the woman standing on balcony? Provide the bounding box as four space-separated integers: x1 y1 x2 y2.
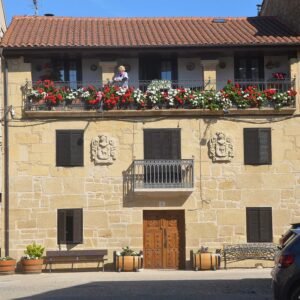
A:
113 65 129 88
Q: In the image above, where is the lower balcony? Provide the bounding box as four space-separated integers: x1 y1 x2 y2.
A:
132 159 194 192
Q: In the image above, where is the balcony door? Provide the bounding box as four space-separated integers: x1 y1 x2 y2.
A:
139 57 178 81
143 210 185 269
144 129 181 160
234 56 264 81
143 129 181 187
52 59 82 89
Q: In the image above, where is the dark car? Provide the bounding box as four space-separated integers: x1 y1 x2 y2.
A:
272 226 300 300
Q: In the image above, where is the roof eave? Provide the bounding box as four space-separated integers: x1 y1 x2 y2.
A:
2 43 300 51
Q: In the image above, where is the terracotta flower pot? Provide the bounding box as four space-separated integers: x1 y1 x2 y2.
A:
193 253 218 271
115 256 142 272
0 260 16 275
21 259 44 274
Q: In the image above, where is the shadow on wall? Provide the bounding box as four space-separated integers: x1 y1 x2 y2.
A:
247 16 298 37
16 279 272 300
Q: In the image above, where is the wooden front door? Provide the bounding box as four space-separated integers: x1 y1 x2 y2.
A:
143 210 185 269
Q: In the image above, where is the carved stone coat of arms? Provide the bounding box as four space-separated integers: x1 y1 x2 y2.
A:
208 132 234 162
91 135 117 165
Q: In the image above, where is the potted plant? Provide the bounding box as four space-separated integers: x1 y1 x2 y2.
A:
21 242 45 274
115 246 142 272
78 85 102 110
0 257 17 275
192 246 220 271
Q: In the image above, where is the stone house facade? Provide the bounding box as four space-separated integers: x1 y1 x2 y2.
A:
1 13 300 269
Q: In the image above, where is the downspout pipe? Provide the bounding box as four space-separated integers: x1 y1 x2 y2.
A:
3 57 9 256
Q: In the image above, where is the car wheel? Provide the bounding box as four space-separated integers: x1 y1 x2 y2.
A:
290 286 300 300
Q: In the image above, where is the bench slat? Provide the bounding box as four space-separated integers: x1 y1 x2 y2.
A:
46 250 108 257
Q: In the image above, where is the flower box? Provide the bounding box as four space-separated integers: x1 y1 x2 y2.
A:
115 247 143 272
21 258 44 274
192 252 219 271
0 259 16 275
115 255 142 272
21 242 45 274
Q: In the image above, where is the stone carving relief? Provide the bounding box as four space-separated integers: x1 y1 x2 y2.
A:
91 135 117 165
208 132 234 162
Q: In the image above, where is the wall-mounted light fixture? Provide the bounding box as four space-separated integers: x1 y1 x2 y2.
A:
186 62 195 71
219 61 226 69
90 64 98 71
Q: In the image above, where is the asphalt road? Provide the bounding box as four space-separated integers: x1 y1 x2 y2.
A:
0 269 273 300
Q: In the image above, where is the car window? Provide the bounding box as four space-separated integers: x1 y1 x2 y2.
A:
280 230 294 248
284 233 299 249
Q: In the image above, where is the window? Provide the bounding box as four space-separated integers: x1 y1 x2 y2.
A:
246 207 273 243
144 129 181 159
57 209 83 244
56 130 84 167
53 59 82 89
234 57 264 80
161 60 173 80
244 128 272 165
139 57 178 81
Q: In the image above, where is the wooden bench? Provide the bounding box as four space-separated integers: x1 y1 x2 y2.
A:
44 250 108 272
223 243 278 269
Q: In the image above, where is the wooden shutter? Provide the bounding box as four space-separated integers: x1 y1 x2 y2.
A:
144 129 181 159
247 207 273 243
258 57 265 80
57 209 66 244
244 128 271 165
72 209 83 244
56 131 71 166
56 130 84 166
144 130 162 159
258 129 272 165
70 131 84 166
170 129 181 159
244 129 259 165
259 208 273 242
246 208 260 243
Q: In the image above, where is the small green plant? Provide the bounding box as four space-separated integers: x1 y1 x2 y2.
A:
0 256 14 261
23 242 44 259
119 246 141 256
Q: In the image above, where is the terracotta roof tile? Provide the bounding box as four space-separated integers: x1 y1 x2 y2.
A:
2 16 300 49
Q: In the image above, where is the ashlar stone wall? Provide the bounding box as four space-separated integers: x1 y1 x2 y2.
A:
3 55 300 268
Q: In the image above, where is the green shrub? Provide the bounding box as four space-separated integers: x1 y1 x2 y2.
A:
23 242 45 259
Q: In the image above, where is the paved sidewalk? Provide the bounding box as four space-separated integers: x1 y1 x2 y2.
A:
0 269 273 300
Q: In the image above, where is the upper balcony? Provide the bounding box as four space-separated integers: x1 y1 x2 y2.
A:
22 78 297 118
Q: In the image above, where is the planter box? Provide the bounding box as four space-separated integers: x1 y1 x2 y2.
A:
0 260 16 275
21 259 44 274
193 253 220 271
115 256 142 272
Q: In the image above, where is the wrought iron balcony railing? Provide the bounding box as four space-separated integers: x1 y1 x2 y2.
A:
132 159 194 191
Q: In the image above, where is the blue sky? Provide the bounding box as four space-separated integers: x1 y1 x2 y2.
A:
3 0 261 25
